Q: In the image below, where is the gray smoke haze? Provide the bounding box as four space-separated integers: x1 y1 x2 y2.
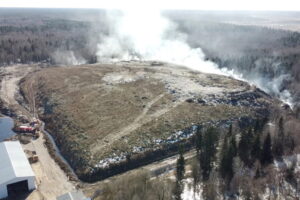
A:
96 9 225 75
52 50 87 66
236 59 293 106
95 9 294 107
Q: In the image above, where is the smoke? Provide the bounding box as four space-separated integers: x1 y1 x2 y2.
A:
96 9 224 75
96 9 293 107
236 69 293 107
52 50 86 66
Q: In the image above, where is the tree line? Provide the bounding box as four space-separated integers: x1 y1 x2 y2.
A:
0 17 98 65
173 116 299 200
95 115 299 199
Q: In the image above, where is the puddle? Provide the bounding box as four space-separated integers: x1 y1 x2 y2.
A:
0 117 16 141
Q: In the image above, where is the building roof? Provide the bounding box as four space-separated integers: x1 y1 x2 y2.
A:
0 141 35 185
56 190 90 200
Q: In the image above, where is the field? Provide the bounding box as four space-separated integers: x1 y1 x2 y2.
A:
19 61 276 181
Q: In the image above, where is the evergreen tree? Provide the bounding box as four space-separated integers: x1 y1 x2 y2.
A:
254 117 269 133
200 127 219 180
254 167 261 179
251 134 261 161
261 116 269 130
254 119 260 134
195 127 202 154
285 135 295 154
174 146 185 200
173 182 183 200
278 117 284 138
238 129 253 166
273 117 285 157
220 136 235 182
261 133 273 165
230 135 237 157
220 136 229 179
273 137 284 158
228 124 233 137
200 151 211 181
176 146 185 182
191 158 201 193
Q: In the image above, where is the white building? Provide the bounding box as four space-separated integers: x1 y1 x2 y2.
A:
0 141 36 199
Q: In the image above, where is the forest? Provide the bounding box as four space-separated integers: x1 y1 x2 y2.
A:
1 9 300 113
0 8 101 65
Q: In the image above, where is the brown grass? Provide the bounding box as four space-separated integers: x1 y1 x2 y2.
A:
19 62 273 179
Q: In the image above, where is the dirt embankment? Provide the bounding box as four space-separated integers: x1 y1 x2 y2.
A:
0 65 35 118
0 65 78 200
19 61 278 182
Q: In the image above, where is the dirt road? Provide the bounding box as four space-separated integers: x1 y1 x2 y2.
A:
83 148 197 197
0 65 36 118
91 93 165 152
22 135 75 200
0 65 77 200
91 93 182 154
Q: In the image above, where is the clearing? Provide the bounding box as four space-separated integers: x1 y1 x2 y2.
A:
19 61 276 181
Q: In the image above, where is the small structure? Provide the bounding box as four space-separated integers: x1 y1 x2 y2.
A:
0 141 36 199
56 190 91 200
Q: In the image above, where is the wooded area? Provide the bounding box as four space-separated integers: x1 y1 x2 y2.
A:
1 9 300 112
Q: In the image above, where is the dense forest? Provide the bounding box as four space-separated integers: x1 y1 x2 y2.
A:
0 8 104 65
185 115 299 199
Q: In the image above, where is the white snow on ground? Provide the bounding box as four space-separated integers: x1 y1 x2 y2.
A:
274 154 300 171
180 153 300 200
181 179 201 200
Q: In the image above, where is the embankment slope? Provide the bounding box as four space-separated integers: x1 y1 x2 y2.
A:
20 61 279 181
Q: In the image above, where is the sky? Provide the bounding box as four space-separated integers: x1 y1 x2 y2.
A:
0 0 300 11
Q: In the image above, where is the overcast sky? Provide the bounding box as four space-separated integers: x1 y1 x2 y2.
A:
0 0 300 11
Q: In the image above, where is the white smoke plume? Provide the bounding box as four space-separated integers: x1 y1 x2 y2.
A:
96 9 224 75
245 71 293 107
96 8 293 107
52 50 86 66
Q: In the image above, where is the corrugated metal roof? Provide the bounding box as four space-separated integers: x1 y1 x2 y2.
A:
0 141 35 185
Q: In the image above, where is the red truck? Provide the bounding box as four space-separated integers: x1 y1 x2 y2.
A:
18 125 34 132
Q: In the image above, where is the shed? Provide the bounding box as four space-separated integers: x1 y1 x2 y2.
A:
57 190 91 200
0 141 36 199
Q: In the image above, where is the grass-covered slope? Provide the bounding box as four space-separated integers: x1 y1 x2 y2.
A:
20 61 277 181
